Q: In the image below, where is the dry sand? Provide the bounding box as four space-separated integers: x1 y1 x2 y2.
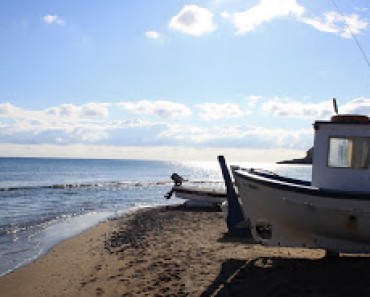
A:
1 205 370 297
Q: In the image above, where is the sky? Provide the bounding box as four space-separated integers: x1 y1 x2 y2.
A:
0 0 370 162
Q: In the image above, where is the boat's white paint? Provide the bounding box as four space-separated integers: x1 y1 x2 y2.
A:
173 185 226 205
233 115 370 253
234 170 370 253
312 121 370 191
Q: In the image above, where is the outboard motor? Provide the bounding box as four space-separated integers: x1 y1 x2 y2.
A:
171 173 185 186
165 173 187 199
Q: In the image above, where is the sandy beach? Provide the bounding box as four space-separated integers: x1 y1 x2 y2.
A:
1 205 370 297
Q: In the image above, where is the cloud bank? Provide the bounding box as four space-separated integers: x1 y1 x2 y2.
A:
2 97 370 151
197 103 244 120
117 100 192 119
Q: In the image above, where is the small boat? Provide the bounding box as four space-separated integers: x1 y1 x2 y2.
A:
230 109 370 253
171 185 227 205
165 173 226 206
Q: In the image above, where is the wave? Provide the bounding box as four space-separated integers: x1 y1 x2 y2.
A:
0 180 169 192
0 213 76 237
0 179 223 192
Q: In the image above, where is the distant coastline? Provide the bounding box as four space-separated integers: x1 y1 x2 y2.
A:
277 147 313 164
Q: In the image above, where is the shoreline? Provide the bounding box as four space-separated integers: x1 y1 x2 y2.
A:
2 204 370 296
0 202 179 278
0 210 117 278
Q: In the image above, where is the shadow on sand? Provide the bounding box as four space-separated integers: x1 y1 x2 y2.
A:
201 255 370 297
165 204 221 213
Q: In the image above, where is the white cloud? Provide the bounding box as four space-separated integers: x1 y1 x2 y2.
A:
0 102 179 147
0 102 20 115
301 12 340 34
159 124 241 143
247 95 263 108
145 31 164 40
0 110 162 145
220 1 367 38
159 123 312 149
196 102 244 120
169 5 217 36
340 97 370 115
261 97 370 120
262 97 333 119
0 103 112 144
46 103 109 118
302 11 368 38
42 15 65 26
118 100 192 119
221 0 304 34
82 103 109 117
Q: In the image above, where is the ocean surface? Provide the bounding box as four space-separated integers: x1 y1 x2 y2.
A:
0 157 312 276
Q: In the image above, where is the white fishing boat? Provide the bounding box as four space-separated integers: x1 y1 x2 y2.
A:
232 112 370 253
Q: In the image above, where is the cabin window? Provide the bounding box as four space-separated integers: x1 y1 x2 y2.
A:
328 137 370 169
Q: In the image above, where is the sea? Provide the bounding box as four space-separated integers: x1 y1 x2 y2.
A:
0 157 312 276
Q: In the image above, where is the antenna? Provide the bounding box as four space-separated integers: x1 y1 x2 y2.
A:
333 98 339 115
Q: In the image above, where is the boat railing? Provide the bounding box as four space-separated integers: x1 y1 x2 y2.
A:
249 168 311 187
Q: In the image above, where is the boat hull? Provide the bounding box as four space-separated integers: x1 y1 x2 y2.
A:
234 169 370 253
173 185 226 205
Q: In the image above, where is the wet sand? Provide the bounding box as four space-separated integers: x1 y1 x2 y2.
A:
1 205 370 296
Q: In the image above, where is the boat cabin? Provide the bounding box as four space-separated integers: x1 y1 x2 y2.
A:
312 115 370 191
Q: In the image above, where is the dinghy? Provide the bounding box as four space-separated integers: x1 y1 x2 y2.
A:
170 185 226 206
165 173 226 206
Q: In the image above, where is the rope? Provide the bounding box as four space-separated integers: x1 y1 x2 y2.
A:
330 0 370 71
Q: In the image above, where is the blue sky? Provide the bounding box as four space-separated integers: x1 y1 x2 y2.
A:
0 0 370 161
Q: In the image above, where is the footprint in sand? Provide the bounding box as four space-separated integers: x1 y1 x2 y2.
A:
96 287 104 296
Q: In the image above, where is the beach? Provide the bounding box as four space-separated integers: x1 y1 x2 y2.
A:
1 205 370 297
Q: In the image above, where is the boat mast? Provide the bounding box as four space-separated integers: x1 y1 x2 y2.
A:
332 98 338 115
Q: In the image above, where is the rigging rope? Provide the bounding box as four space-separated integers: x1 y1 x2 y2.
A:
330 0 370 71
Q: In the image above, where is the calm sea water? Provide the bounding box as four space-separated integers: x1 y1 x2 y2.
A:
0 157 311 276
